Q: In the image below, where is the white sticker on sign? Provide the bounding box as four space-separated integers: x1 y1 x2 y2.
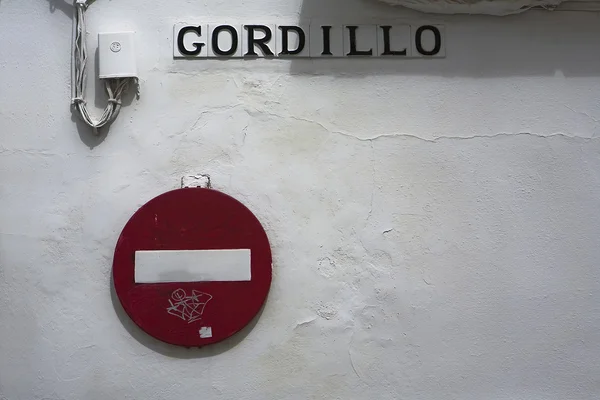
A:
199 327 213 338
135 249 251 283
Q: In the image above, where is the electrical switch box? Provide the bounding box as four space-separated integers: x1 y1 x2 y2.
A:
98 32 137 79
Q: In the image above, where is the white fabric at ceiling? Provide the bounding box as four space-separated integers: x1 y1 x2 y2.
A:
376 0 566 15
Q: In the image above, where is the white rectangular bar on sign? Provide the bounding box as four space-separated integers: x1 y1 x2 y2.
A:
135 249 251 283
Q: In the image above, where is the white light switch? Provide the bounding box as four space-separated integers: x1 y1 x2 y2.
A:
98 31 137 79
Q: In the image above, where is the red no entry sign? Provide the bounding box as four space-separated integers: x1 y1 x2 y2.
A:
112 188 272 347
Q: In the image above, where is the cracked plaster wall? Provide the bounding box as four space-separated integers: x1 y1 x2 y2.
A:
1 0 600 399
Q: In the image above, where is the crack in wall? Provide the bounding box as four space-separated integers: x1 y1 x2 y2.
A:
186 104 244 132
243 108 597 143
564 105 600 124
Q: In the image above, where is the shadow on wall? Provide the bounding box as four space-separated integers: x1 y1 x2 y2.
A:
69 47 137 149
290 0 600 77
48 0 72 16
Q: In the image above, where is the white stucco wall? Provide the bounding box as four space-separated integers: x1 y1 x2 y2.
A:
2 0 600 399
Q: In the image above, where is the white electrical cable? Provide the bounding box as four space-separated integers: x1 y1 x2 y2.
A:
71 0 135 134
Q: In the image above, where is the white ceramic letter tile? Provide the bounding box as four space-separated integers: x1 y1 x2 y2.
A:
173 23 208 58
242 24 277 57
309 23 344 57
208 24 243 58
377 25 410 57
276 23 310 58
343 25 377 57
411 24 446 58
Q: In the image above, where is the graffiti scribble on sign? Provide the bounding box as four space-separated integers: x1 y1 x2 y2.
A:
166 289 212 323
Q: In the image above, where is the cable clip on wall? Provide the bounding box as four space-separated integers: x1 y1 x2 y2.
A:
71 0 138 135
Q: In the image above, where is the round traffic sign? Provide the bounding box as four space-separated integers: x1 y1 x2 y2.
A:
113 188 272 347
